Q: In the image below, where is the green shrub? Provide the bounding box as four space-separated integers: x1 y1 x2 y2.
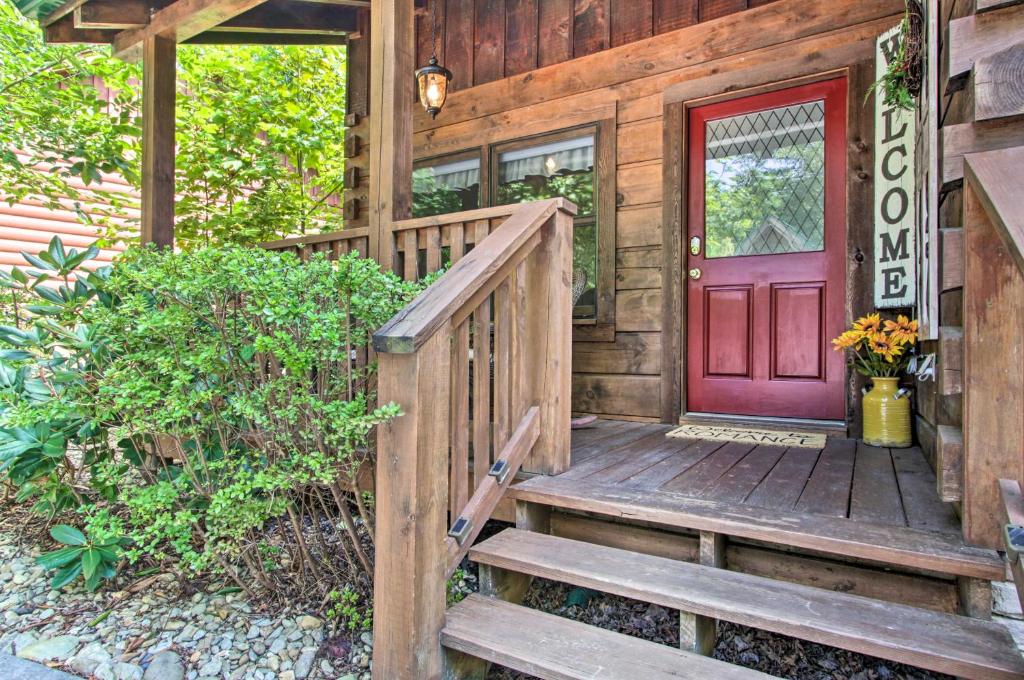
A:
0 239 422 599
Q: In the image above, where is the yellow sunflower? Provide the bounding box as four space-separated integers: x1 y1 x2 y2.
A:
867 332 903 363
831 329 864 351
884 315 919 345
853 313 882 335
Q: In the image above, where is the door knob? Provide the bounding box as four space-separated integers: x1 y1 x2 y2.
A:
688 268 702 280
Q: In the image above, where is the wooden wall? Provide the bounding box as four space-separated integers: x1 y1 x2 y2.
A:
414 0 782 93
404 0 903 421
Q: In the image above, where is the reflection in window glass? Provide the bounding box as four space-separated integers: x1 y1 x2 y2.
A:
412 156 481 218
704 101 825 258
496 135 597 318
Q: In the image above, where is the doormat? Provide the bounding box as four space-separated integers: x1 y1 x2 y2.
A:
667 424 826 449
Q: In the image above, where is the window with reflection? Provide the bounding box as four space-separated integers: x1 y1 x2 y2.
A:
494 134 598 319
412 154 481 218
704 100 826 258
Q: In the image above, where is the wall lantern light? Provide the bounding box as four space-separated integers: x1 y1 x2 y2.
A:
416 55 452 119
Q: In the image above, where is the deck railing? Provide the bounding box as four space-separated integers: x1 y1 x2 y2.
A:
370 198 575 678
961 148 1024 562
261 226 370 261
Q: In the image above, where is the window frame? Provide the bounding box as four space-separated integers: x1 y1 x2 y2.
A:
411 148 487 218
490 125 604 322
411 120 615 331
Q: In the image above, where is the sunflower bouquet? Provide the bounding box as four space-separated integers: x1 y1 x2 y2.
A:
832 313 918 377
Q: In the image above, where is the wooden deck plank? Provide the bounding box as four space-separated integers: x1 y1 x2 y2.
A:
443 594 773 679
893 447 961 535
510 476 1005 579
470 530 1024 680
583 430 694 483
745 447 822 511
794 438 856 518
568 420 651 464
569 418 620 450
697 445 788 503
850 443 907 527
618 438 726 491
559 428 669 481
661 442 756 495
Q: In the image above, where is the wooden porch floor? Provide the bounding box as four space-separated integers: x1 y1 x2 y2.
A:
566 419 961 535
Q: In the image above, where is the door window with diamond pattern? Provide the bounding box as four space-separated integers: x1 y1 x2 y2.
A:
703 100 825 258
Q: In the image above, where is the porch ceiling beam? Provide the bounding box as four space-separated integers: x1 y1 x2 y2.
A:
111 0 272 62
77 0 356 34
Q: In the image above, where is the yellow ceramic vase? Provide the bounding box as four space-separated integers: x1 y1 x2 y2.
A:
862 377 912 448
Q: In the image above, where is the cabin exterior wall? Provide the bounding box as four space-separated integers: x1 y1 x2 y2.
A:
380 0 904 425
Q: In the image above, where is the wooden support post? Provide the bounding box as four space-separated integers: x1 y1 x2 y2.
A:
140 35 176 249
957 577 993 620
368 0 414 270
523 207 574 474
516 499 552 534
963 158 1024 549
681 531 725 656
372 329 451 680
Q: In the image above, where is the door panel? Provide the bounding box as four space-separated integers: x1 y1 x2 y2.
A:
771 283 824 380
704 286 752 378
686 79 846 421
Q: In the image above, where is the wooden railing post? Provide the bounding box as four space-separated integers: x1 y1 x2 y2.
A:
372 327 451 680
523 205 574 475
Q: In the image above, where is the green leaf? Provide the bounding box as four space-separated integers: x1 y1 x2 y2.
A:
50 524 86 546
81 548 101 580
37 546 84 569
48 237 67 268
51 562 83 589
41 434 66 458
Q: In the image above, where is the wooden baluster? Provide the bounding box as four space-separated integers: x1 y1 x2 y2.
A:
473 218 489 248
300 244 311 262
373 328 450 680
331 241 342 259
472 298 491 492
512 260 528 422
451 319 471 518
356 237 368 258
403 230 418 281
450 222 465 263
493 275 512 454
426 226 442 274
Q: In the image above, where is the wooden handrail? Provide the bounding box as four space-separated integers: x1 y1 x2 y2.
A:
261 226 370 250
373 198 576 354
964 147 1024 272
390 204 519 231
371 198 575 679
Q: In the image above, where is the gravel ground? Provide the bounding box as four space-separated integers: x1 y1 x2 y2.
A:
0 529 373 680
483 576 954 680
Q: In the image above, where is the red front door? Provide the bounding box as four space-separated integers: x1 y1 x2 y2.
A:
686 79 847 421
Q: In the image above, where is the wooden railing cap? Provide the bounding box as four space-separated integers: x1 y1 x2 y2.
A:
373 198 577 354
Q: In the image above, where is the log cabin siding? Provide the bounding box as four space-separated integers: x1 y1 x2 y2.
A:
409 0 903 420
415 0 783 91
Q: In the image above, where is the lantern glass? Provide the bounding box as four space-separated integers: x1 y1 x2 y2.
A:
416 57 451 118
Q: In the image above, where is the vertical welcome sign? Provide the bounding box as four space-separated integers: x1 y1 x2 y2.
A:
874 25 917 308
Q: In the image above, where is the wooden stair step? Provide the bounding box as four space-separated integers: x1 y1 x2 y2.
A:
443 593 773 679
510 475 1005 580
471 529 1024 680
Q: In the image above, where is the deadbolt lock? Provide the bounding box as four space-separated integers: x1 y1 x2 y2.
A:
688 268 702 280
689 236 702 256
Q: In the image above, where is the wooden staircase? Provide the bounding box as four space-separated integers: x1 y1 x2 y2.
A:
443 526 1024 680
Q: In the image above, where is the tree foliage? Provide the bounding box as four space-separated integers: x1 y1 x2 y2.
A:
0 0 347 248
